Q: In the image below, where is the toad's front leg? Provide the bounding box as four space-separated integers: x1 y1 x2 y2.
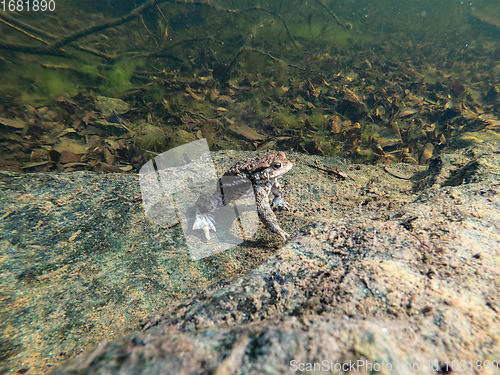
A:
271 179 291 211
192 188 223 240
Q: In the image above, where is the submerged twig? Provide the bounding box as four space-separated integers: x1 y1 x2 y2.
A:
246 48 312 72
0 12 115 60
0 0 347 70
0 40 68 56
49 0 162 50
140 15 159 49
312 0 352 29
0 11 58 41
0 0 300 59
230 6 298 49
0 17 50 45
46 0 300 54
383 166 411 180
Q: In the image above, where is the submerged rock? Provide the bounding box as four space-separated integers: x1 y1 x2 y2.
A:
2 142 500 374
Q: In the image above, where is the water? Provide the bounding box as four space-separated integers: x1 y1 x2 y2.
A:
1 0 499 167
0 0 499 372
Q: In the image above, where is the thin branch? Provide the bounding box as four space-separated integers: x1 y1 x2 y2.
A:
49 0 161 50
0 40 68 56
312 0 352 29
0 17 50 45
0 0 351 65
1 0 300 59
140 15 159 48
229 6 298 49
0 12 56 41
0 13 115 61
246 48 313 72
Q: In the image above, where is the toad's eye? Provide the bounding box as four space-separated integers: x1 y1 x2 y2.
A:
273 162 282 170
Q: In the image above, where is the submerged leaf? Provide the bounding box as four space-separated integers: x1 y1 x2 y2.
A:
0 117 26 129
229 124 267 141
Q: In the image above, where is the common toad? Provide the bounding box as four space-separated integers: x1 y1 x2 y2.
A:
193 152 293 240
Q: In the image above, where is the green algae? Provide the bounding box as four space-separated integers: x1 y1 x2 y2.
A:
100 59 139 96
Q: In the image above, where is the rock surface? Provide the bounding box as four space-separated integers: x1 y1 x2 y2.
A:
2 143 500 374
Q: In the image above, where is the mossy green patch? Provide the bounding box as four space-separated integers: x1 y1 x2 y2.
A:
133 123 167 152
143 85 166 103
0 58 105 105
307 110 328 130
100 59 139 96
270 111 301 130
